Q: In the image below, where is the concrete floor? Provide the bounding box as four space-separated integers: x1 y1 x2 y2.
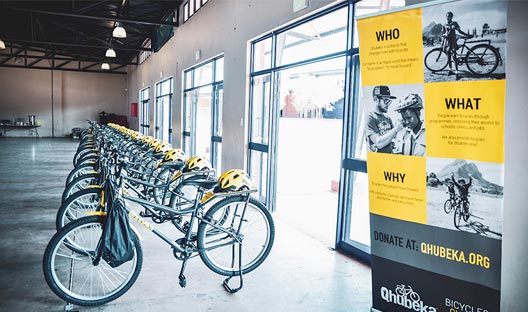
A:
0 138 372 312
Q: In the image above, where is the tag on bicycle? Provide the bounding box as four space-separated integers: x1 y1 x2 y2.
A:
172 171 182 181
201 191 216 204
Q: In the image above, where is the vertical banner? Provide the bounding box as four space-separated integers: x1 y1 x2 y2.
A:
357 0 506 311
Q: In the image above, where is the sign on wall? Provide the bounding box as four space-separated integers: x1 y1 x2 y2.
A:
357 0 506 311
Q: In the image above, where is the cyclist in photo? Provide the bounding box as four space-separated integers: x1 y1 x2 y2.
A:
446 180 456 203
451 172 472 215
392 94 425 156
366 86 403 154
443 11 472 75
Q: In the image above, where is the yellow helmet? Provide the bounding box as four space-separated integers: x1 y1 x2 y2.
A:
163 149 187 163
214 169 254 193
182 155 211 173
141 136 154 144
148 138 161 149
154 142 171 154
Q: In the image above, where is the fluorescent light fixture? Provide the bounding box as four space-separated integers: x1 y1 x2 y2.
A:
112 22 126 38
101 63 110 70
105 48 116 57
0 39 5 49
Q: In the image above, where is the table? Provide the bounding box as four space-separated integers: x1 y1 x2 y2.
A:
0 124 40 137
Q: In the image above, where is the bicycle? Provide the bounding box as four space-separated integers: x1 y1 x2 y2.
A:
43 159 275 306
443 192 457 214
424 37 501 76
395 284 420 302
453 195 471 229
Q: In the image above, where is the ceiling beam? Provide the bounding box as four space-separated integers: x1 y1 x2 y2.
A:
0 64 127 75
10 7 178 27
0 48 25 65
4 38 150 52
0 52 137 66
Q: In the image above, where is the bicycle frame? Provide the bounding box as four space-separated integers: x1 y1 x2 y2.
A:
105 163 257 258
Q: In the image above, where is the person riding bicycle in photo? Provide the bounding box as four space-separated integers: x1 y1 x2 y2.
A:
451 172 472 215
443 11 472 75
446 180 456 202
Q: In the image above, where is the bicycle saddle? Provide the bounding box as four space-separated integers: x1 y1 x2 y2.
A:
181 178 218 190
158 161 185 170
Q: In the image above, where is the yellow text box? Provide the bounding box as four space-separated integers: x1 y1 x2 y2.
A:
358 8 424 86
367 152 426 224
425 80 505 163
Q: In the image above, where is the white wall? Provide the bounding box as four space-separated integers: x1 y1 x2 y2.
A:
127 0 338 170
0 67 127 137
502 1 528 311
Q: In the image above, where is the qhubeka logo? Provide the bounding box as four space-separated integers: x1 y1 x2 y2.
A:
381 284 438 312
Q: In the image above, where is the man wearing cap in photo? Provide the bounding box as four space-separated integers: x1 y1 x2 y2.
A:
393 93 426 156
366 85 403 153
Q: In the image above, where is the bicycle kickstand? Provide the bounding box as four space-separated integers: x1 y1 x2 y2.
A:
64 302 79 312
223 243 244 294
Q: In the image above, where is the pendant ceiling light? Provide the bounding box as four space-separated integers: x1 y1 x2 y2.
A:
105 48 116 58
101 63 110 70
0 39 5 49
112 22 126 38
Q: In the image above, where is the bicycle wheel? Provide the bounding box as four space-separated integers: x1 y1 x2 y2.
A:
150 167 173 205
463 201 471 221
465 44 499 76
73 149 97 167
453 206 462 229
169 175 202 233
43 216 142 306
62 173 99 203
444 199 452 213
65 162 97 186
424 48 449 72
56 188 103 230
75 155 99 168
197 196 274 276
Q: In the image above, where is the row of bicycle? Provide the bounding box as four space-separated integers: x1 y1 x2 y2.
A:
43 121 275 307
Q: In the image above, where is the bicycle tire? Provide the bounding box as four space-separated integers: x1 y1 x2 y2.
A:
444 199 452 214
454 206 462 229
56 188 103 230
43 216 142 306
75 154 99 168
197 196 275 276
424 48 449 72
62 173 100 203
73 149 97 166
65 162 97 186
150 167 173 205
465 44 500 76
169 175 203 233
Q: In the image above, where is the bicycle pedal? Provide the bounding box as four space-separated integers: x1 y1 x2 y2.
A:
139 211 153 217
179 275 187 288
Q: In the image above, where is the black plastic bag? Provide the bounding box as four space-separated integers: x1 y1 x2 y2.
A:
100 200 134 268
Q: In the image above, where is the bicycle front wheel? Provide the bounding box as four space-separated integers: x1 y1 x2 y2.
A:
43 216 142 306
424 48 449 72
465 44 500 76
62 173 100 203
197 196 275 276
454 207 462 229
444 199 452 213
56 188 103 230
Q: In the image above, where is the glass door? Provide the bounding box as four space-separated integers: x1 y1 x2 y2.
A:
182 56 224 173
155 77 173 143
211 84 223 172
139 87 150 135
